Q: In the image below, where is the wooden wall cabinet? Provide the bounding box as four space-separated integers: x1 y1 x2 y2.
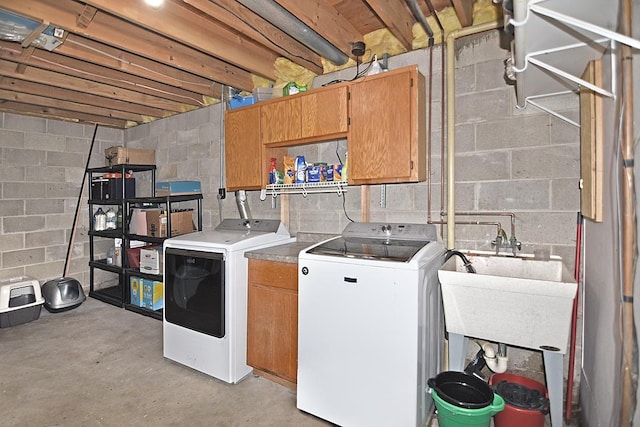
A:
247 259 298 388
260 84 349 146
348 66 426 185
225 106 262 191
225 106 286 190
224 65 425 190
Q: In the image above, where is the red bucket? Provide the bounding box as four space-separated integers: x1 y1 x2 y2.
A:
489 373 549 427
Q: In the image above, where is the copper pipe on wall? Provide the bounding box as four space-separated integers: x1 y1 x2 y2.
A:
423 0 445 236
619 0 637 422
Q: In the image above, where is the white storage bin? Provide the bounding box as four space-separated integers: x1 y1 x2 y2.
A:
0 276 44 328
252 87 280 102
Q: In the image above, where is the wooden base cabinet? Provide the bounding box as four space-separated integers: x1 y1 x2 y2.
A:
247 259 298 388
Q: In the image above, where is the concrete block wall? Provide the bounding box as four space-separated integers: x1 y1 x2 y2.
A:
0 114 123 286
0 28 581 412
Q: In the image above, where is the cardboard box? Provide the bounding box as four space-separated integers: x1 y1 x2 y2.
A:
105 146 155 166
155 181 202 196
146 210 195 238
140 247 163 275
141 279 163 311
129 276 143 307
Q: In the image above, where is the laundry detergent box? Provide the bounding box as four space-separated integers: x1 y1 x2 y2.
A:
129 276 143 307
141 279 163 311
139 247 162 275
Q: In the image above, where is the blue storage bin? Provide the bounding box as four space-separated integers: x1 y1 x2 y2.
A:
228 95 255 109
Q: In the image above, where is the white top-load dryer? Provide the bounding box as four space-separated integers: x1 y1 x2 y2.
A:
297 222 445 426
163 219 294 383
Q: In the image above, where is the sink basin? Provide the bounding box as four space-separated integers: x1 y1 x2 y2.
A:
438 251 577 354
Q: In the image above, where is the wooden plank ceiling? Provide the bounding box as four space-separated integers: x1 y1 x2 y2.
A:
0 0 475 128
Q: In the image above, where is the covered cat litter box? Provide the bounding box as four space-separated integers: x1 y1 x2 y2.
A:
0 276 45 328
41 278 86 312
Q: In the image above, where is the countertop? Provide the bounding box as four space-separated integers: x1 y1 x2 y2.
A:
244 232 337 264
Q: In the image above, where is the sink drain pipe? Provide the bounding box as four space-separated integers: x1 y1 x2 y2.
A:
481 341 508 373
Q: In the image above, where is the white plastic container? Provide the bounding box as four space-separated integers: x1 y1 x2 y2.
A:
0 276 45 328
252 87 280 101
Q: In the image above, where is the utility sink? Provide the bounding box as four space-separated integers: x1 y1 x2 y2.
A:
438 251 577 354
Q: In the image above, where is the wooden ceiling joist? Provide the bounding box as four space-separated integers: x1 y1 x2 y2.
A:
0 88 151 123
451 0 475 28
182 0 324 74
363 0 415 51
2 0 256 91
0 41 206 107
275 0 364 55
82 0 278 79
59 36 223 98
0 101 128 127
0 58 194 114
0 77 169 118
0 0 476 128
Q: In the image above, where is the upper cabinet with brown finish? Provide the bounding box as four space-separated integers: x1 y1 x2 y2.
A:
225 106 287 190
224 65 426 190
224 106 262 191
260 84 349 146
348 66 426 185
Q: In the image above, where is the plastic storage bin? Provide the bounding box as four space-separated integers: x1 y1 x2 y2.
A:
252 87 279 101
228 95 255 109
0 276 45 328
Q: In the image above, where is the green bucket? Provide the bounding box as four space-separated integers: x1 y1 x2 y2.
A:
430 388 505 427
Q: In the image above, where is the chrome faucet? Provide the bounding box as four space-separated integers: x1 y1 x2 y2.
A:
491 227 522 256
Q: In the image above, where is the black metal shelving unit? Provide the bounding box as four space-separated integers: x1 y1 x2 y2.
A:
87 164 202 319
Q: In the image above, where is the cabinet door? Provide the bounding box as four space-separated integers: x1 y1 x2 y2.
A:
260 96 302 144
225 106 262 190
247 260 298 383
301 85 348 138
348 68 425 184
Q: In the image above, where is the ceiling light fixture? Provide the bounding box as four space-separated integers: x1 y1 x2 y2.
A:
144 0 164 8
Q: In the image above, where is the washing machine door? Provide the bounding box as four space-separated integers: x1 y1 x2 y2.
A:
164 248 225 337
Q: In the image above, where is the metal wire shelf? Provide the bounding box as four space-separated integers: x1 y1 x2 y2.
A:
264 181 348 198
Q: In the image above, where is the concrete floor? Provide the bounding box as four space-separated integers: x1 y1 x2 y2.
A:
2 297 571 427
0 298 331 427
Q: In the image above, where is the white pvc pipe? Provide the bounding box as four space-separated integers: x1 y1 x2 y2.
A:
445 21 501 249
481 342 509 373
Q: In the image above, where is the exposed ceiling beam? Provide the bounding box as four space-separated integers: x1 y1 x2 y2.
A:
0 101 128 128
0 58 195 113
0 41 207 107
82 0 278 79
0 77 169 118
362 0 414 51
274 0 364 55
0 88 151 123
58 36 224 98
451 0 475 27
181 0 324 75
2 0 256 90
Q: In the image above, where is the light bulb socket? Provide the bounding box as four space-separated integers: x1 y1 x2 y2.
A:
351 41 366 57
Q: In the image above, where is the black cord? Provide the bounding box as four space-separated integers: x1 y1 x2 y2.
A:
352 52 375 80
335 141 343 165
444 250 476 273
342 192 354 222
